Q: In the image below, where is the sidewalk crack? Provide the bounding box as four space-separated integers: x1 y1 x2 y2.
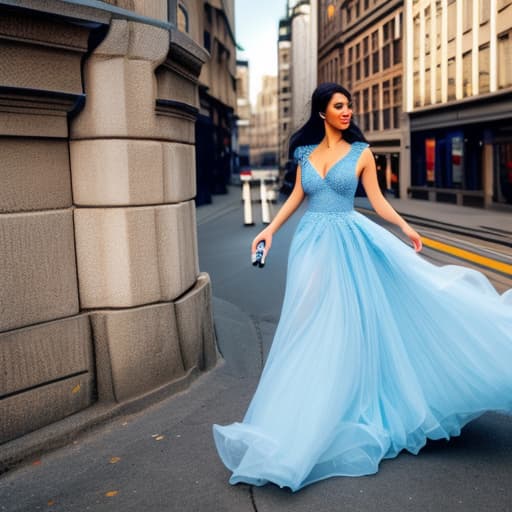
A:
248 313 264 372
249 485 258 511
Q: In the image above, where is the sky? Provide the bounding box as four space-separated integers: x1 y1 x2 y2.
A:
235 0 288 105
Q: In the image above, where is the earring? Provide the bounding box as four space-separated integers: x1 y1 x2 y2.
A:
319 113 326 119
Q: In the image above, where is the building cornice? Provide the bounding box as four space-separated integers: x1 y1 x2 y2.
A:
409 88 512 131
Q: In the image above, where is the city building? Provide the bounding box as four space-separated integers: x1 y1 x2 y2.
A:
405 0 512 208
236 59 251 167
291 0 319 130
278 15 293 170
250 75 279 166
184 0 238 204
318 0 405 197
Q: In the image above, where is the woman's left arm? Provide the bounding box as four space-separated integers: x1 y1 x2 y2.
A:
359 148 423 252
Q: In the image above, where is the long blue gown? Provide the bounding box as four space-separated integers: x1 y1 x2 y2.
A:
212 141 512 492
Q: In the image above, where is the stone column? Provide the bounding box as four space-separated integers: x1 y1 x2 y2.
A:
70 19 218 403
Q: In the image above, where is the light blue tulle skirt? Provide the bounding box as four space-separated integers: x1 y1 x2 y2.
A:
212 209 512 492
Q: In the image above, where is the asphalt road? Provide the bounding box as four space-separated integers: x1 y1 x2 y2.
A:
1 196 511 512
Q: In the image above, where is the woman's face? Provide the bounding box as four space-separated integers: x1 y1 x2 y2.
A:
323 92 353 131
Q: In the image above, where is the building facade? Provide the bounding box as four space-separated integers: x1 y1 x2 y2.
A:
278 16 293 170
184 0 237 204
405 0 512 208
0 0 218 458
318 0 405 197
236 59 251 167
291 1 319 130
250 75 279 166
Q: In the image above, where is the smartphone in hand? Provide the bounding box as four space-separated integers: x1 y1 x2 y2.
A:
252 240 266 268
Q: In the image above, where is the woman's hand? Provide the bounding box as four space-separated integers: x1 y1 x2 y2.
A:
251 227 273 261
401 224 423 252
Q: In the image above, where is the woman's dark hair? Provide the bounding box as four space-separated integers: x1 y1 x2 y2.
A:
288 82 368 159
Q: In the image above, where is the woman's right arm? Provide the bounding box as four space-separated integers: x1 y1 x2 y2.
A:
250 164 305 255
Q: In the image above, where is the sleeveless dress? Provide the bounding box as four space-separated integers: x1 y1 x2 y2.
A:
212 141 512 492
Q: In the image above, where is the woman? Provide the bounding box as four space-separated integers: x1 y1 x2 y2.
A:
212 83 512 492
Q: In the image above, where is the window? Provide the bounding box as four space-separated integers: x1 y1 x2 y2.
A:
424 68 431 105
383 45 390 69
498 32 512 88
479 0 490 24
435 63 442 102
372 84 379 131
383 80 390 129
414 71 421 107
436 9 441 48
424 7 431 55
363 88 370 131
463 0 473 32
178 4 189 33
463 50 472 96
364 56 369 77
447 56 456 100
479 44 490 92
373 51 379 73
393 37 402 64
204 31 211 51
447 1 456 40
371 31 378 51
392 76 401 127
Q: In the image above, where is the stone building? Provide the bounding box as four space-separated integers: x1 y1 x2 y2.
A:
250 75 279 167
236 59 251 167
405 0 512 208
193 0 238 204
0 0 218 466
291 0 318 130
318 0 404 197
278 15 293 170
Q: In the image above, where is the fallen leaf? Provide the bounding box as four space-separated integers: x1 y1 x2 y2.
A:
105 490 118 497
109 457 121 464
32 460 41 466
47 499 55 506
71 384 81 394
155 435 165 441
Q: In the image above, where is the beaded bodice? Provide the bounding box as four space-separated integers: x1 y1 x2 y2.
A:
293 141 369 213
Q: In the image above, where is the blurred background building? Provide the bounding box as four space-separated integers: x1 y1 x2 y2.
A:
291 0 319 130
250 75 279 166
236 59 251 168
278 14 293 170
192 0 238 205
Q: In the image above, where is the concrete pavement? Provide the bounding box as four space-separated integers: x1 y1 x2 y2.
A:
1 185 511 511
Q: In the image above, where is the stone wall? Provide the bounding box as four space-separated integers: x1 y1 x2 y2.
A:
0 0 218 451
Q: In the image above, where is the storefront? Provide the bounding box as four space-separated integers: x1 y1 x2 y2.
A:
408 92 512 208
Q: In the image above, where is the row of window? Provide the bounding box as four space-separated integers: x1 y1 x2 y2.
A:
352 76 402 132
320 14 402 87
413 30 512 107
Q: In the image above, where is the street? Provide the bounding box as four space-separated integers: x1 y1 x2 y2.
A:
1 189 511 512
